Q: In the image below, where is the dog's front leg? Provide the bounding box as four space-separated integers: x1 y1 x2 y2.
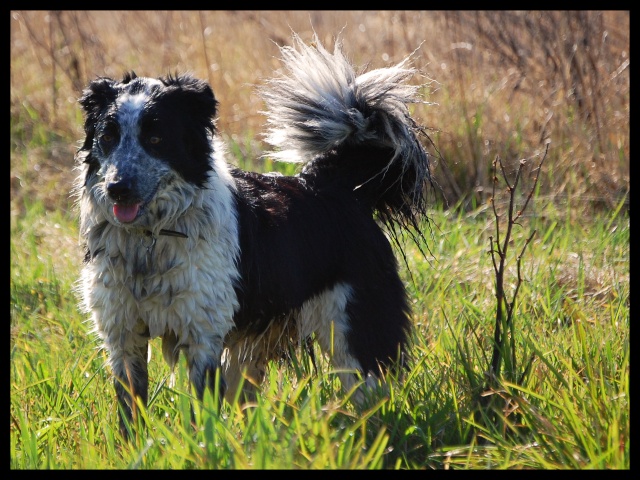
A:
110 332 149 439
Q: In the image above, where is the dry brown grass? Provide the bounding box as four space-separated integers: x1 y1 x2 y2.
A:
10 11 629 215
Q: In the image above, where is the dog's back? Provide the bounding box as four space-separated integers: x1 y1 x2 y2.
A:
75 33 431 435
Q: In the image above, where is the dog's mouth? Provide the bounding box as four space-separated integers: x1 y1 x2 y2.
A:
111 201 189 239
113 203 142 223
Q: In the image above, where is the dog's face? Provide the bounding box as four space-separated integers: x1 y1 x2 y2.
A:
77 72 218 231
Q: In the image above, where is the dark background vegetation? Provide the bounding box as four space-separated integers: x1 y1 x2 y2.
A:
10 11 629 217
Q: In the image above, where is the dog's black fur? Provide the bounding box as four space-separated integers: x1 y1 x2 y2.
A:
74 34 431 436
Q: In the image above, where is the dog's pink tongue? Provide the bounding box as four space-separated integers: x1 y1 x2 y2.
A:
113 204 140 223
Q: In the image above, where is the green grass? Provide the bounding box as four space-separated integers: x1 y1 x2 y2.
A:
10 189 629 469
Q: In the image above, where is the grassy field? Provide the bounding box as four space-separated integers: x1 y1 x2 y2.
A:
10 11 629 469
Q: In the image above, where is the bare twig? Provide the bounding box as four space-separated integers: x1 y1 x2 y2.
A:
475 144 548 440
488 143 548 382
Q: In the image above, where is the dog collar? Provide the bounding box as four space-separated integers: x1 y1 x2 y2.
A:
146 229 189 239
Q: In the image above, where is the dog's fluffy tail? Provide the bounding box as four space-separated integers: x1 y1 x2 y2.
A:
260 33 431 242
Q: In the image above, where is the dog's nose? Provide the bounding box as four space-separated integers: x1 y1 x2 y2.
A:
106 178 135 203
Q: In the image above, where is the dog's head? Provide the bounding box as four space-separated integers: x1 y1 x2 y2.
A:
76 72 218 230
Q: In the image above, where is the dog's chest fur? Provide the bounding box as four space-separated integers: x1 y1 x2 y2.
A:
80 170 241 346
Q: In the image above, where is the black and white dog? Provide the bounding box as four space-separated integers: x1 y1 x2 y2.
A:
74 34 431 434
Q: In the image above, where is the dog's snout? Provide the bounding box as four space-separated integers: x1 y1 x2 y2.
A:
107 178 136 203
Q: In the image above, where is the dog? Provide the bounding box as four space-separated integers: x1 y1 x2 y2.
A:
74 34 431 436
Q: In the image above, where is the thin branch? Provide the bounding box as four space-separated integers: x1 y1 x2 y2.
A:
518 144 549 219
487 146 547 385
491 157 501 249
489 236 499 277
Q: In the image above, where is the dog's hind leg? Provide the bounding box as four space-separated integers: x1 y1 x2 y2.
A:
299 280 408 405
333 275 410 405
295 283 369 401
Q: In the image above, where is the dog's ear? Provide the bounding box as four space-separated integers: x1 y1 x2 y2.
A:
78 77 120 151
160 74 218 129
79 77 119 119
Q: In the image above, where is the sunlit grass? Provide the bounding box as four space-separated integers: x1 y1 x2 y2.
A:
10 192 629 468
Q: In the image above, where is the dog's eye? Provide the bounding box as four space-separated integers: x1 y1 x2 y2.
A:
100 133 115 144
148 136 162 145
99 133 118 149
